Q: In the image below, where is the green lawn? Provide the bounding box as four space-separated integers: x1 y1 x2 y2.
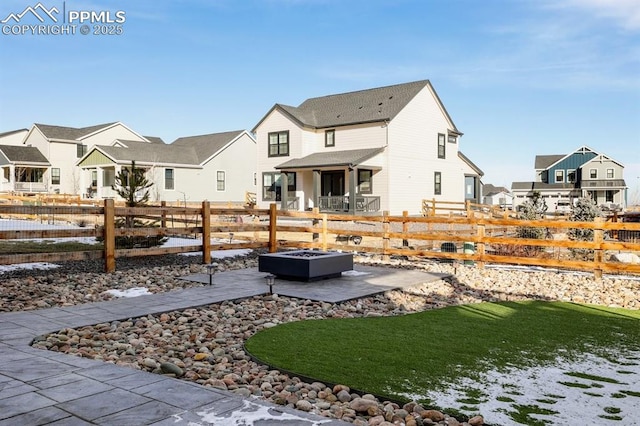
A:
245 301 640 407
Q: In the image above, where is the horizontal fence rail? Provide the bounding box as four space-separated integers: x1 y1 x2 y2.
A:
1 202 640 277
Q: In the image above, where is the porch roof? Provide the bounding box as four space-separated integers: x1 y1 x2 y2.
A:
0 144 50 165
275 147 384 170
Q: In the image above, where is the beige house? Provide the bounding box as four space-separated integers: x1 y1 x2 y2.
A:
17 122 152 195
0 129 29 146
78 130 257 203
252 80 483 215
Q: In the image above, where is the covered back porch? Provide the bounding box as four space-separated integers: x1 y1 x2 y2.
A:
273 148 384 214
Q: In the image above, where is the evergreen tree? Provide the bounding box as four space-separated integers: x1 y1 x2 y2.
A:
108 161 166 248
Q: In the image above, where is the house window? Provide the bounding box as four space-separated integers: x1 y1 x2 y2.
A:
567 170 576 183
358 169 372 194
606 190 614 202
606 168 614 179
268 131 289 157
555 170 564 183
91 170 97 187
590 169 597 179
434 172 442 195
465 176 476 199
448 134 457 144
437 134 446 159
76 144 87 158
103 169 115 187
325 129 335 147
165 168 174 190
216 171 225 191
51 168 60 185
262 172 296 201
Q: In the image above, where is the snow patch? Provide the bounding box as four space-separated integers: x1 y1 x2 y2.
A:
103 287 152 298
197 399 333 425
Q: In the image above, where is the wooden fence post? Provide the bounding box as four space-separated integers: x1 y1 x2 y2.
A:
476 221 485 269
431 198 436 216
593 217 604 280
383 210 390 262
402 210 409 247
160 200 167 228
312 207 320 243
268 203 277 253
103 198 115 273
321 213 328 251
202 201 211 264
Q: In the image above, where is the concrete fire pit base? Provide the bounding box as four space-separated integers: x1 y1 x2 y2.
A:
258 250 353 281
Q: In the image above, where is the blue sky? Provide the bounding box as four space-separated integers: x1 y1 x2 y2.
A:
1 0 639 198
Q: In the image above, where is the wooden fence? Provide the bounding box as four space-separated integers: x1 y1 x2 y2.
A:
1 202 640 278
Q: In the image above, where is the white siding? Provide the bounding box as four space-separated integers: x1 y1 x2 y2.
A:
386 85 463 214
0 130 28 145
80 124 146 148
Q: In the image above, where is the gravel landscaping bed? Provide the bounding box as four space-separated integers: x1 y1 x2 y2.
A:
4 252 639 425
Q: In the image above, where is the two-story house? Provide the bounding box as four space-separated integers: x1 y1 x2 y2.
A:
14 122 152 195
511 146 627 211
252 80 483 215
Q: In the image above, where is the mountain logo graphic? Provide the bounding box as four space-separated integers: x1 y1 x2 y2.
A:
1 2 60 24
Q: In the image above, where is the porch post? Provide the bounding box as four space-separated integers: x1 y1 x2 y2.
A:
349 167 356 214
280 172 288 211
313 169 320 209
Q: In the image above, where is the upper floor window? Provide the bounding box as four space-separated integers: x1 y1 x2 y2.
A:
165 168 174 190
555 170 564 183
567 170 576 183
358 169 372 194
268 131 289 157
434 171 442 195
447 134 457 144
216 171 225 191
437 134 446 159
51 168 60 185
325 129 335 147
590 169 597 179
76 144 87 158
606 168 614 179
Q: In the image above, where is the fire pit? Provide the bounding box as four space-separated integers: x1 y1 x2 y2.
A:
258 250 353 281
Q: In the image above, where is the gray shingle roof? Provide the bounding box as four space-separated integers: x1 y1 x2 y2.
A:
0 144 50 164
255 80 460 132
144 136 166 144
98 141 199 165
35 122 117 140
0 129 28 138
275 148 384 169
483 183 510 196
279 80 429 128
511 181 579 191
171 130 244 164
534 154 564 169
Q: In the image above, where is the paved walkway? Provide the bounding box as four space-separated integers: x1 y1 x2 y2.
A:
0 265 447 425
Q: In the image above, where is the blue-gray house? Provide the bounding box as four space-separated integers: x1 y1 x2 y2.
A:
511 146 627 211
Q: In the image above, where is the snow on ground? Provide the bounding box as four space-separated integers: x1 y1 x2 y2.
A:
103 287 152 298
395 350 640 425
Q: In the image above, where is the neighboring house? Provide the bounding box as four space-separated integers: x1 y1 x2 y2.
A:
511 146 627 211
19 122 151 195
0 144 51 193
482 183 513 209
252 80 483 215
0 129 29 145
77 130 256 203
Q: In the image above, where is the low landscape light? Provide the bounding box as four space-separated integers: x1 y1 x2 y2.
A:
264 274 275 295
206 262 218 285
228 232 234 243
